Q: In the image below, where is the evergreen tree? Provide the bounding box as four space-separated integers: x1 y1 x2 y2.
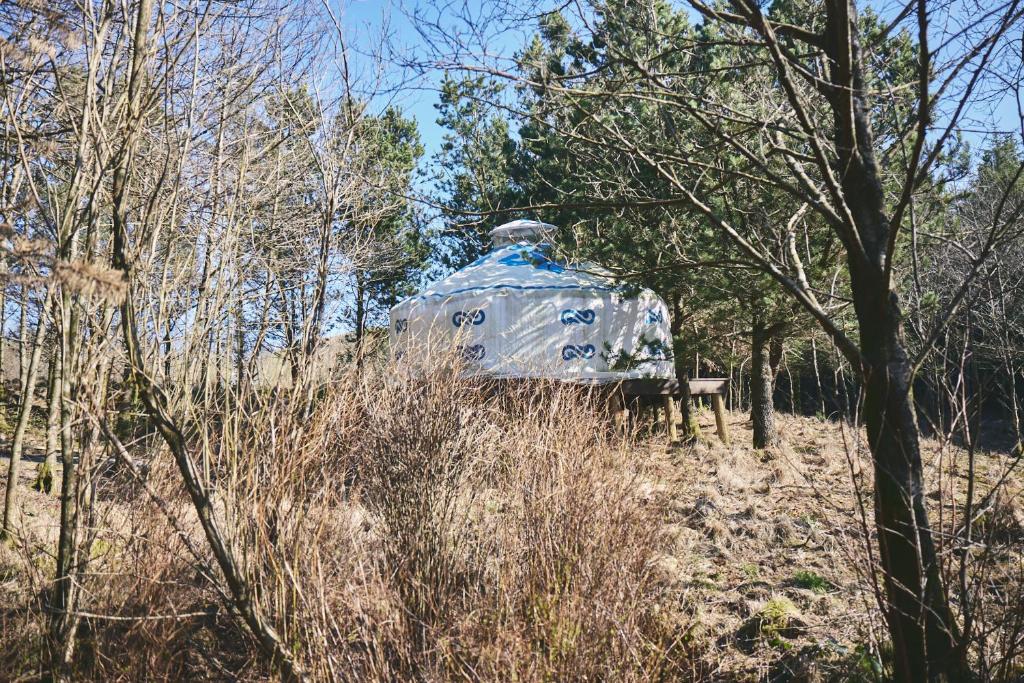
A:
344 107 427 353
433 75 522 272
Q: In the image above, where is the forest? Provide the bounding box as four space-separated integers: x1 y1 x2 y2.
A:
0 0 1022 681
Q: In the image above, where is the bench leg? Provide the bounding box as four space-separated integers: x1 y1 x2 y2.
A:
711 393 729 445
662 396 678 442
609 391 628 434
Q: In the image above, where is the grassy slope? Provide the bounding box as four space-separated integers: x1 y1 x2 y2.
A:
651 410 1022 680
1 398 1021 681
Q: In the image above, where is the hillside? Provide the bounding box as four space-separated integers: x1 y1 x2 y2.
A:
2 380 1020 681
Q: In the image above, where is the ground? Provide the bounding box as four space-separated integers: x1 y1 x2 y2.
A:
648 411 885 680
1 403 1021 681
640 408 1021 680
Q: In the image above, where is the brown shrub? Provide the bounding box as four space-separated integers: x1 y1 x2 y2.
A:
0 360 691 681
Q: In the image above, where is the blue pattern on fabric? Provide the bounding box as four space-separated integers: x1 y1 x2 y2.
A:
497 249 565 273
561 344 596 361
458 344 486 361
559 309 596 325
452 309 486 326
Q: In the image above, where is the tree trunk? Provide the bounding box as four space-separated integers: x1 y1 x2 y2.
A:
235 292 247 391
811 338 826 416
354 274 366 368
818 1 968 673
32 353 60 494
671 295 700 441
1 286 53 539
854 276 965 681
163 323 173 381
17 284 29 383
750 315 778 449
51 289 81 672
0 284 6 396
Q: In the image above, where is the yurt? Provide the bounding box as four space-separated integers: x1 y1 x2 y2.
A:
388 220 675 383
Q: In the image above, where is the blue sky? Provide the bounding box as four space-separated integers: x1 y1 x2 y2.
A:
333 0 1019 170
338 1 442 156
336 0 529 160
316 0 1019 332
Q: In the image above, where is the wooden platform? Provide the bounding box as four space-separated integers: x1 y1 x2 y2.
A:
442 374 731 445
617 377 728 398
611 377 730 444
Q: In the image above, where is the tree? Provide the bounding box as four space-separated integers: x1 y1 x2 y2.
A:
433 75 522 271
414 0 1024 677
343 107 426 356
505 3 842 447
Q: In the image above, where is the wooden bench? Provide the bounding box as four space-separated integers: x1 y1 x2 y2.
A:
611 378 730 444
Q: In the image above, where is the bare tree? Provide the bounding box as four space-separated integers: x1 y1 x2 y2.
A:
406 0 1024 678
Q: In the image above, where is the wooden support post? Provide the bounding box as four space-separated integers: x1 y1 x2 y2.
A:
711 393 729 445
609 390 628 434
662 395 678 442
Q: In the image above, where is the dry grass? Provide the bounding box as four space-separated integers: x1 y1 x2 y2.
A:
1 364 686 681
0 368 1021 681
657 409 1024 681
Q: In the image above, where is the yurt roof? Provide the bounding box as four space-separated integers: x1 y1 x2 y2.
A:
488 219 558 246
398 241 621 305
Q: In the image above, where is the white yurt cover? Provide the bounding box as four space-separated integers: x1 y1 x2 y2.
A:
389 223 675 382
